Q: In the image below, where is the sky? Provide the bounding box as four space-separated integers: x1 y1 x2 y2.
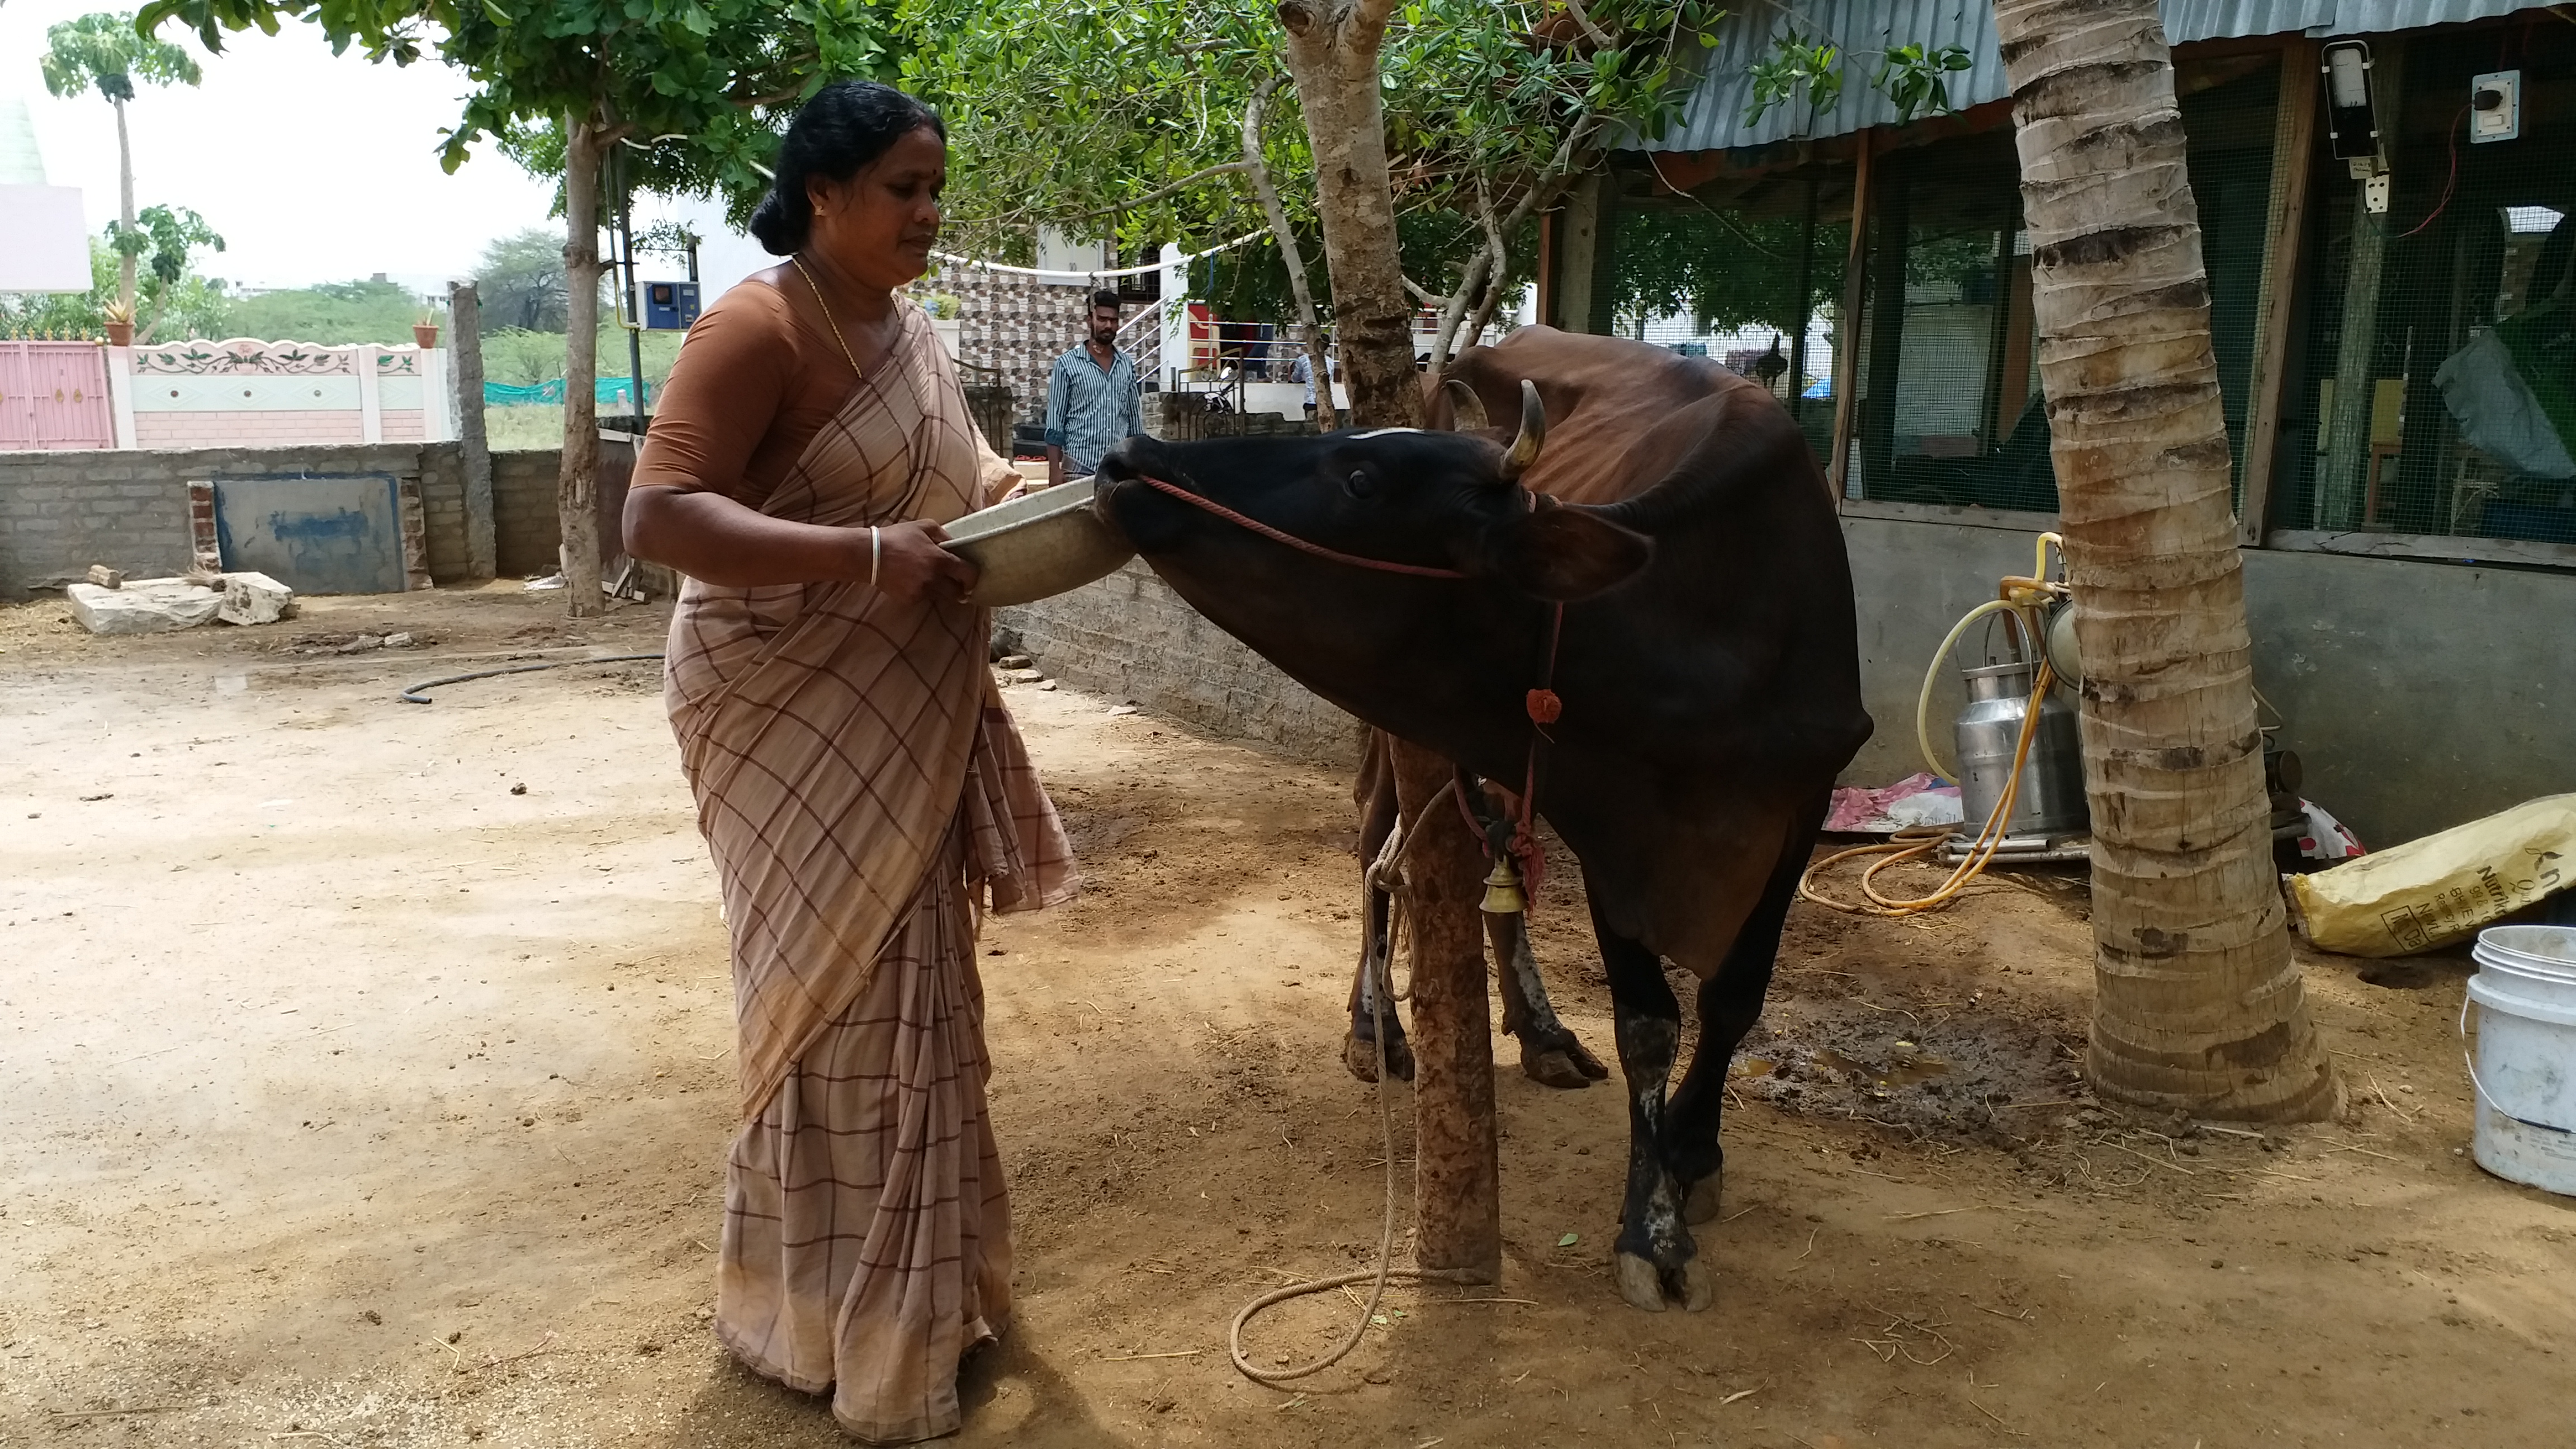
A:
2 0 762 299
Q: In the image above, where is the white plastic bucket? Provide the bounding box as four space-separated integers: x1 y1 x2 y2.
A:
2463 925 2576 1196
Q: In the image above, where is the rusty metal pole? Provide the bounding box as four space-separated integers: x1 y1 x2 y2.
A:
1390 738 1500 1281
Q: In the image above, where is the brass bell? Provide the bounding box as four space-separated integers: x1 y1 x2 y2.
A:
1479 856 1527 915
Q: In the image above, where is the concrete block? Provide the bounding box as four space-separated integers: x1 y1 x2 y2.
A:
217 571 297 626
67 579 221 635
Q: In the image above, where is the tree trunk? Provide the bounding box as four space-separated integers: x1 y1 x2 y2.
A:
1276 0 1419 429
1239 76 1337 431
1391 739 1500 1283
113 96 136 314
557 112 605 617
1992 0 2337 1119
1278 0 1495 1275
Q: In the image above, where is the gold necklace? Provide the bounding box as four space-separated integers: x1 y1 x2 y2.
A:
790 254 880 379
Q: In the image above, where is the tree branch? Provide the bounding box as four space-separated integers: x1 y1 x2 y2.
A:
1559 0 1618 49
1242 74 1338 430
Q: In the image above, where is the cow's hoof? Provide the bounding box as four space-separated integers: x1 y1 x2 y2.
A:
1679 1255 1716 1313
1519 1044 1594 1090
1614 1252 1668 1313
1343 1030 1415 1084
1683 1172 1723 1225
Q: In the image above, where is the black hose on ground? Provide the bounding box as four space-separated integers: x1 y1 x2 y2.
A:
397 654 666 705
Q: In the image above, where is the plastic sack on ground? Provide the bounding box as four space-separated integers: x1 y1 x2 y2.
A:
2287 793 2576 956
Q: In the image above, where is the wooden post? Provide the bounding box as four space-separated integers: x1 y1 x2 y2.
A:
1829 132 1876 498
2238 40 2320 547
1391 738 1500 1282
449 281 496 580
2319 41 2401 531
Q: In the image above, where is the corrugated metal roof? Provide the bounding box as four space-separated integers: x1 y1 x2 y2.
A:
1636 0 2544 153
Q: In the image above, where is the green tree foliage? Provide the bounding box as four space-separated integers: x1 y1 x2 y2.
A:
900 0 1721 359
225 277 440 345
0 222 229 342
37 10 200 104
40 11 204 311
473 225 578 332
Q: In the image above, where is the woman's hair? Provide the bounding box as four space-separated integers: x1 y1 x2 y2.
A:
747 80 945 255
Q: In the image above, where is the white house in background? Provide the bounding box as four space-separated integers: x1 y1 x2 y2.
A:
0 95 91 294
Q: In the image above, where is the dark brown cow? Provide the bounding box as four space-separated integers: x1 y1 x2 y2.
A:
1093 326 1870 1310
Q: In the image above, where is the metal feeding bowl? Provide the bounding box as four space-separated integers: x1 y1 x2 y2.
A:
941 476 1134 608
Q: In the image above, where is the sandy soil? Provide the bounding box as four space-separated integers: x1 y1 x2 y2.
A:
2 587 2570 1449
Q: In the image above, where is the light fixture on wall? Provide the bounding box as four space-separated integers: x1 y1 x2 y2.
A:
2321 41 2388 211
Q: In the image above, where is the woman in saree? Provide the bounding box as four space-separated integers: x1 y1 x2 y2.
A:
622 80 1074 1444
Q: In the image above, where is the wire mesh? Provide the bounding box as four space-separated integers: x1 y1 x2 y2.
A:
2284 20 2576 546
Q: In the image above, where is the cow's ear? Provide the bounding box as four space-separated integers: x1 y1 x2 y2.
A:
1481 504 1651 601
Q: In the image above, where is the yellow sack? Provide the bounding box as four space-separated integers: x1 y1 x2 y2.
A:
2288 794 2576 957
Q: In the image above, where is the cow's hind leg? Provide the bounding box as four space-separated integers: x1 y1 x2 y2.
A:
1488 911 1608 1088
1344 735 1413 1083
1597 897 1697 1313
1664 793 1830 1227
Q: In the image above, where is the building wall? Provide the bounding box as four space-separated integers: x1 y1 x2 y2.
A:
0 441 560 595
996 560 1366 766
1839 509 2576 850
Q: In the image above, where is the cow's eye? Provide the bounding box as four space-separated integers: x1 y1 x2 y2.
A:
1344 468 1376 499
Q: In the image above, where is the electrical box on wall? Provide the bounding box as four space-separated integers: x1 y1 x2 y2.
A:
643 281 701 330
2471 71 2521 144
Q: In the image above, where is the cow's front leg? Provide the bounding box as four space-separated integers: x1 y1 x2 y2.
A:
1597 898 1707 1313
1486 910 1607 1089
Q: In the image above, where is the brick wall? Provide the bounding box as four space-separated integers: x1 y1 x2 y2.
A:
0 441 558 596
995 560 1365 765
493 450 562 578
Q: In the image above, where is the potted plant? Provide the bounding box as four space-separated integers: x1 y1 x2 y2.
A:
101 300 135 347
413 314 440 349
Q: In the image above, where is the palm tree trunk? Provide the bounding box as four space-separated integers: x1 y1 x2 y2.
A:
1991 0 2337 1118
557 112 605 618
113 95 136 314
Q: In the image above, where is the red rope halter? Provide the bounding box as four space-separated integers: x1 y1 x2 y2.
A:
1131 473 1470 579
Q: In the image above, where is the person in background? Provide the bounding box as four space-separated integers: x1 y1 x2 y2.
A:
1290 342 1337 423
1042 288 1145 487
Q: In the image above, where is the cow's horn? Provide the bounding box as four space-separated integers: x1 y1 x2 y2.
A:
1442 377 1488 431
1499 379 1546 481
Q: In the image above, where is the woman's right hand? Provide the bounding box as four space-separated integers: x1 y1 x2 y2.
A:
866 519 980 604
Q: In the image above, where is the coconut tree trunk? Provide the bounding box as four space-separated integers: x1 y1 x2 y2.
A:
1991 0 2336 1118
113 94 136 314
1239 76 1338 432
557 111 605 618
1275 0 1419 430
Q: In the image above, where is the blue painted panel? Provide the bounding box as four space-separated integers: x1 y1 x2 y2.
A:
214 473 404 595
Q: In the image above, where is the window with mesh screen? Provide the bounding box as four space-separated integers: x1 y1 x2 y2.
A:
1844 58 2282 513
2283 21 2576 548
1598 160 1854 470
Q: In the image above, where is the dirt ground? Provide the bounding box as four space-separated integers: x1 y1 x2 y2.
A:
2 586 2570 1449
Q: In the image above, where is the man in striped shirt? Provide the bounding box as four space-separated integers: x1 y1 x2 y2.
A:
1043 289 1146 486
